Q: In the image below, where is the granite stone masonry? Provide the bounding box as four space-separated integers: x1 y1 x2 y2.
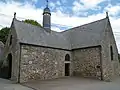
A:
73 47 102 80
20 44 72 82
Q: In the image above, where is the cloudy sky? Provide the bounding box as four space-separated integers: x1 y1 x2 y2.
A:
0 0 120 51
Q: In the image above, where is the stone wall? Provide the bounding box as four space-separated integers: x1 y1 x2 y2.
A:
0 22 20 82
100 20 120 81
20 44 72 83
73 46 102 80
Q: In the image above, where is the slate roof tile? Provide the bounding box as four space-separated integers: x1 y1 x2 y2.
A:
13 17 108 50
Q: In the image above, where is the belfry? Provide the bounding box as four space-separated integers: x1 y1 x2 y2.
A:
43 0 51 31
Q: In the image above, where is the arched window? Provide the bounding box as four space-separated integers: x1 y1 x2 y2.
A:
110 46 113 61
65 54 70 61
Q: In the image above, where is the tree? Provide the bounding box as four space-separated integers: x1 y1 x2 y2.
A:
0 27 10 44
0 19 42 44
23 19 42 27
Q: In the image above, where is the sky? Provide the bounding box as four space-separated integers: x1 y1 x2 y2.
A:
0 0 120 51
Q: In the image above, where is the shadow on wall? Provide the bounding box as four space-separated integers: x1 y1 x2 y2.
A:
0 66 10 79
0 54 12 79
119 64 120 76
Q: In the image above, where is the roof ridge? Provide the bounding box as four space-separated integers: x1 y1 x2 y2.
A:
14 19 44 30
14 19 62 34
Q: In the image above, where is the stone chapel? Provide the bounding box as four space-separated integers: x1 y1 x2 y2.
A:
0 2 120 83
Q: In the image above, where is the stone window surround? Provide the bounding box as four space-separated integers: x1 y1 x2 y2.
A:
65 54 70 61
64 61 71 63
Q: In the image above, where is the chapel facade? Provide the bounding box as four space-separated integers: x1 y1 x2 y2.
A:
0 3 120 83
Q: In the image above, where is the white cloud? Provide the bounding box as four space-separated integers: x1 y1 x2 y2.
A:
31 0 38 3
80 0 105 7
56 1 61 6
52 11 105 28
72 0 105 13
51 26 61 32
49 2 56 9
0 1 43 28
60 0 67 4
104 4 120 16
0 1 120 52
49 1 63 12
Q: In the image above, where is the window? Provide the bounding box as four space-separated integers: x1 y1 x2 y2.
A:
65 54 70 61
110 46 113 61
10 35 12 45
118 54 120 63
7 53 12 79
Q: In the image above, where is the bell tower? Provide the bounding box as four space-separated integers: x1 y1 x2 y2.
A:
43 0 51 31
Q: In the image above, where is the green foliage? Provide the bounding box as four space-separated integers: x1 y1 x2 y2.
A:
23 19 42 27
0 27 10 44
0 19 41 44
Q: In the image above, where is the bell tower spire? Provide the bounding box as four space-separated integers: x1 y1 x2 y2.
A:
43 0 51 31
46 0 48 7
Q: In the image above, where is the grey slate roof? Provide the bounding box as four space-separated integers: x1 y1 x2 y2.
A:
13 19 71 50
62 18 108 49
13 17 108 50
